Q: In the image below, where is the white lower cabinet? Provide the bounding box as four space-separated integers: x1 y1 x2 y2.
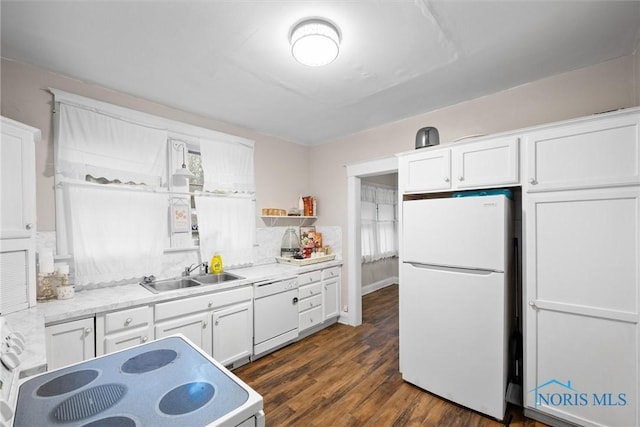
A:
298 266 341 335
154 286 253 366
524 188 639 427
298 271 323 333
96 305 153 356
45 317 95 370
322 267 340 321
212 301 252 366
155 312 213 354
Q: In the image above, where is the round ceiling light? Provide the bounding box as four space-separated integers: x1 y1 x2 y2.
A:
290 19 340 67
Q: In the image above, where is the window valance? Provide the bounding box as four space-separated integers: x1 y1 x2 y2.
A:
56 102 167 186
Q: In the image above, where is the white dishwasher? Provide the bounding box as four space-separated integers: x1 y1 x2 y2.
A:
253 276 299 357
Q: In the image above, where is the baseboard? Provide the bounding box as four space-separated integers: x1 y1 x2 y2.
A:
362 278 398 296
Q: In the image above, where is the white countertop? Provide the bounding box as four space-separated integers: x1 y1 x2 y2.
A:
5 260 342 377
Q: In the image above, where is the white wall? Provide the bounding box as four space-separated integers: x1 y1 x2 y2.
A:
0 58 310 232
309 54 639 309
3 53 640 307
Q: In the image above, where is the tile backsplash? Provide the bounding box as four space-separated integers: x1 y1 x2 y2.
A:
37 226 342 291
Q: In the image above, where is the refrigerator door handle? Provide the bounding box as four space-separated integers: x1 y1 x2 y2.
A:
403 261 503 275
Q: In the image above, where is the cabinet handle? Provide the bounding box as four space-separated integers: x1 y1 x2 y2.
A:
142 336 148 342
208 301 213 308
529 178 537 185
25 223 34 230
215 319 219 326
84 328 92 334
124 318 132 325
528 300 538 309
443 177 450 183
458 176 464 181
203 321 208 327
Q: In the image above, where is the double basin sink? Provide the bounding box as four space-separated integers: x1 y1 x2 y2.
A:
140 272 244 294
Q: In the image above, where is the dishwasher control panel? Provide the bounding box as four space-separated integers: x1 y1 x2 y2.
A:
254 277 298 298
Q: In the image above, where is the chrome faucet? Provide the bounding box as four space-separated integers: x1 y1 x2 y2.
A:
183 263 207 276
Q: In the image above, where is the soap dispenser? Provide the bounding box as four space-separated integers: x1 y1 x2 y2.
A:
210 254 223 274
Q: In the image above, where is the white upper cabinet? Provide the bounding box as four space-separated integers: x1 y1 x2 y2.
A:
1 117 39 240
451 136 519 189
400 148 451 193
524 113 640 192
399 136 519 194
1 117 40 314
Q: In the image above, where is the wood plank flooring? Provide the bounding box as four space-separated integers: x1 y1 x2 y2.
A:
234 284 547 426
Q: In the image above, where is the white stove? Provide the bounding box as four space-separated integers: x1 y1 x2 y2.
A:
0 317 27 426
1 319 264 427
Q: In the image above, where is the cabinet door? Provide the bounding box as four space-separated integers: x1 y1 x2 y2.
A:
400 148 451 193
46 318 95 370
524 114 640 192
0 238 35 314
524 189 639 426
155 312 212 355
0 118 37 240
451 136 519 189
323 277 340 320
212 301 253 366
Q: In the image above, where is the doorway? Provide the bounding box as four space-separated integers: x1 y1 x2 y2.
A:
344 156 398 326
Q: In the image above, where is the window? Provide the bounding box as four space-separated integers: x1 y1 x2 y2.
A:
188 150 203 243
361 183 398 263
52 89 255 286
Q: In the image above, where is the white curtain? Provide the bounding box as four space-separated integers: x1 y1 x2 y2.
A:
57 103 167 186
196 137 255 267
65 183 168 286
199 138 255 193
361 184 398 263
195 195 255 268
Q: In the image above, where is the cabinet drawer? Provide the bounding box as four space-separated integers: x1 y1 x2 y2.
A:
299 306 322 332
525 114 640 192
103 327 152 354
155 287 252 321
103 306 152 334
322 267 340 280
299 282 322 299
298 294 322 312
298 270 321 285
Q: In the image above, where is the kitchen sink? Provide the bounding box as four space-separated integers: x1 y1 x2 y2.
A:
140 272 244 293
140 278 200 294
192 272 244 285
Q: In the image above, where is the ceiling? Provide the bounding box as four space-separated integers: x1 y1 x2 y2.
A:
2 1 640 145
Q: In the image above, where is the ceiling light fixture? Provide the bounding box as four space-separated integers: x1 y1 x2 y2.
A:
290 18 340 67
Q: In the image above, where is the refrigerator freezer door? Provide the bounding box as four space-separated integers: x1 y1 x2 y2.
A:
400 262 508 420
402 195 510 271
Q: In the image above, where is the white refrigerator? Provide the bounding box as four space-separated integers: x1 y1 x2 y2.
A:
400 194 513 420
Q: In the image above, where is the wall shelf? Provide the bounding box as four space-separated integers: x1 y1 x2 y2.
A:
261 216 317 227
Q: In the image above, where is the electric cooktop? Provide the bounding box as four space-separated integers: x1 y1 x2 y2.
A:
13 336 263 426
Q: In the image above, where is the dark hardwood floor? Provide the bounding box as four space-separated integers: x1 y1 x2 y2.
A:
234 284 546 426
